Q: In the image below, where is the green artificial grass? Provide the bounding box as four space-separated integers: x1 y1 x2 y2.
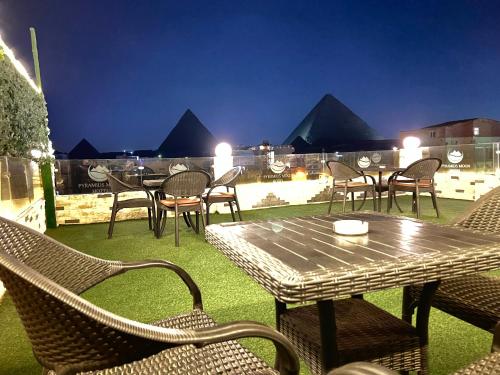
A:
0 197 496 374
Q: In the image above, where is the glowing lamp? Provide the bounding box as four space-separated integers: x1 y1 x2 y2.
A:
292 169 307 181
402 136 421 149
30 149 42 159
215 142 232 157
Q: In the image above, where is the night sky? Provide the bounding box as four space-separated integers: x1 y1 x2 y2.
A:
2 0 500 153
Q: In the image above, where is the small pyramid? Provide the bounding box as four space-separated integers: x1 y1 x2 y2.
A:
157 110 218 157
68 138 100 159
283 94 380 151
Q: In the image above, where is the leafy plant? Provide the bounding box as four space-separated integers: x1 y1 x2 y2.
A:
0 47 50 159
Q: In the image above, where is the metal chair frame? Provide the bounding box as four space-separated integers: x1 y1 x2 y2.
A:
204 166 243 225
326 161 377 214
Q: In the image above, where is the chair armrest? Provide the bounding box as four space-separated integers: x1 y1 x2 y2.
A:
189 321 300 375
205 184 231 197
327 362 397 375
117 260 203 310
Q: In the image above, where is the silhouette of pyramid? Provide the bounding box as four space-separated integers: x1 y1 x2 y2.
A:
68 138 100 159
157 109 217 158
283 94 380 151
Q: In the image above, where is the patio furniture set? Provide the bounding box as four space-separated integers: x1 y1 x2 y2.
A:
106 166 243 246
0 157 498 374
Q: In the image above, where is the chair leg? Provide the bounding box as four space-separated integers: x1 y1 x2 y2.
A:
234 197 243 221
195 211 200 234
431 191 440 218
372 186 377 211
351 192 355 211
357 192 367 211
157 208 167 238
174 205 180 247
147 208 152 230
415 187 421 219
205 202 211 225
150 205 157 236
342 187 348 213
387 186 392 213
108 201 118 239
393 191 403 213
229 202 236 221
199 202 206 231
328 185 336 214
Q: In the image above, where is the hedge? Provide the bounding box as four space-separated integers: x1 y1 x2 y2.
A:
0 47 50 159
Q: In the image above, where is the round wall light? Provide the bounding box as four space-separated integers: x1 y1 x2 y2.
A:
402 136 421 149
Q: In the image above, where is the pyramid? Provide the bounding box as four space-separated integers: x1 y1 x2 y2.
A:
157 110 218 158
283 94 380 152
68 138 100 159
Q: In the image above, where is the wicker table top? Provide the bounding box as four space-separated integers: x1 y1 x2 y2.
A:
206 212 500 303
142 179 166 188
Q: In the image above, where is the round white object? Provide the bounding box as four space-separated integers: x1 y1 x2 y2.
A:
215 142 232 157
333 220 369 236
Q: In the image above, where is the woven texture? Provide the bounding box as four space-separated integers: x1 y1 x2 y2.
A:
408 185 500 333
453 352 500 375
0 217 299 375
280 299 422 375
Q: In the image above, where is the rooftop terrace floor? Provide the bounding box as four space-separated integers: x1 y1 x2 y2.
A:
1 196 498 374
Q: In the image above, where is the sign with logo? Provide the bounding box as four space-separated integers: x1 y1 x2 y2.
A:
440 146 471 169
371 152 382 164
357 156 371 168
88 165 109 182
262 159 291 182
447 149 464 164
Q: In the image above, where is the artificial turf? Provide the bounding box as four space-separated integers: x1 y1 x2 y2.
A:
0 196 496 374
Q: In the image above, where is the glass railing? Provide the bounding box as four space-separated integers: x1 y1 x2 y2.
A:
53 143 500 195
0 156 40 201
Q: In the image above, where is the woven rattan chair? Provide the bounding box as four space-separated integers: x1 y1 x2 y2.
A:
327 161 377 214
156 170 211 246
404 186 500 335
326 323 500 374
0 216 300 375
387 158 441 218
203 166 243 225
106 173 155 239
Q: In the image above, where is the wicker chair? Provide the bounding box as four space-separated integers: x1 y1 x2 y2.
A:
106 173 156 239
327 161 377 214
387 158 441 218
0 216 300 375
203 166 243 225
404 186 500 335
156 170 212 246
326 323 500 374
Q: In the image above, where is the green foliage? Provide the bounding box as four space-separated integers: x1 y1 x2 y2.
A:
0 47 49 158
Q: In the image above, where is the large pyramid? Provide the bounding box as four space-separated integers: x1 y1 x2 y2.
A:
283 94 381 152
68 138 100 159
157 109 218 158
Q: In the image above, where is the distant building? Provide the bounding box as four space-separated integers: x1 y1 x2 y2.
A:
400 118 500 146
283 94 389 152
157 109 218 158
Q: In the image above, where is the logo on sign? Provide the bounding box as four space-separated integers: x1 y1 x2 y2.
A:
371 152 382 164
169 163 189 175
269 160 287 174
88 165 109 182
357 156 371 168
447 150 464 164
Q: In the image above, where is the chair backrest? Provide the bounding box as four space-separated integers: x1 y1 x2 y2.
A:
106 172 137 194
160 170 211 197
0 218 170 373
327 161 361 181
453 186 500 233
400 158 441 180
213 166 242 188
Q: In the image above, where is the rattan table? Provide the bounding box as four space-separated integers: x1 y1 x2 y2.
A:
206 212 500 374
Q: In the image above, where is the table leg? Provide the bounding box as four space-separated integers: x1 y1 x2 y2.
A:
317 300 339 371
274 299 287 370
415 280 440 374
